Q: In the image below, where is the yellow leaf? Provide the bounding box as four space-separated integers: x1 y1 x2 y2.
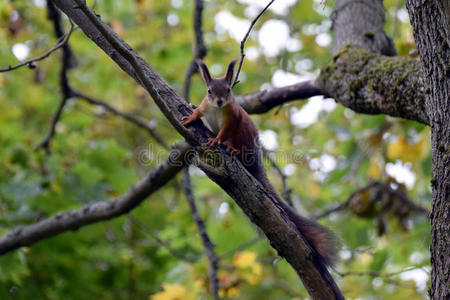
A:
367 159 382 179
150 283 195 300
226 287 239 298
358 252 373 265
387 137 427 162
244 263 263 284
233 251 257 269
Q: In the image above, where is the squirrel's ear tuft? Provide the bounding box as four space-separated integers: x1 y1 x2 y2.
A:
196 59 212 85
225 59 237 85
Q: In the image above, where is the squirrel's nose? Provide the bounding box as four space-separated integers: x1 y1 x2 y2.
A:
217 100 223 107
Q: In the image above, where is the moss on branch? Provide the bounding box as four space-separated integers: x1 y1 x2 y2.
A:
317 45 429 125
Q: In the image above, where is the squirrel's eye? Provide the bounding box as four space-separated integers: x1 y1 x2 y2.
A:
207 89 211 94
227 87 231 93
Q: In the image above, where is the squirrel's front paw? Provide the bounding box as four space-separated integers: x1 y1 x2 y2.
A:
206 137 220 147
181 116 192 126
223 141 240 155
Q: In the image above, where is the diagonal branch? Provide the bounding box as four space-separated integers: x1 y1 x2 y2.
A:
0 142 191 255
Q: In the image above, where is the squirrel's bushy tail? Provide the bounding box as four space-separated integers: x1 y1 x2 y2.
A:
276 199 338 267
251 159 338 267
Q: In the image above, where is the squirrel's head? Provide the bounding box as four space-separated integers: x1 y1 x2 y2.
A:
196 59 237 108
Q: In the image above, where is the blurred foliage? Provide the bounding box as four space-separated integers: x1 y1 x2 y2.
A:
0 0 430 299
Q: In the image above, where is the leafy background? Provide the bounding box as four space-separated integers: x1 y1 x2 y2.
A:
0 0 431 299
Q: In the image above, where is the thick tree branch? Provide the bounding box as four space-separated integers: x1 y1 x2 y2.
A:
236 80 323 114
317 45 429 125
235 52 429 126
50 0 343 297
233 0 426 127
0 142 191 255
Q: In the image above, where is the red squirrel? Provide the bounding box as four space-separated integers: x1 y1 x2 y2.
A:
182 60 337 267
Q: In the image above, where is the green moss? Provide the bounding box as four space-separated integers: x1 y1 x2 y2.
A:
318 45 422 105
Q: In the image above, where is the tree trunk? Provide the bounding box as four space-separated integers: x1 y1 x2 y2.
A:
405 1 450 299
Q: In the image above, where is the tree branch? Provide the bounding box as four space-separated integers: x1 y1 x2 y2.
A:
235 52 428 126
182 0 207 101
181 1 220 298
233 0 275 88
181 169 220 299
236 80 323 114
313 180 430 220
72 89 169 149
0 142 191 255
0 23 75 72
317 45 429 125
262 147 293 207
35 2 77 154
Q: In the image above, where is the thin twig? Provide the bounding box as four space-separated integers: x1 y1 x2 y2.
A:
182 0 207 101
313 181 430 220
336 265 428 278
37 2 169 152
233 0 275 87
181 169 220 299
34 95 69 154
35 2 76 154
220 236 264 258
72 90 169 149
0 24 76 72
128 215 198 262
262 147 293 206
181 1 220 298
313 202 348 220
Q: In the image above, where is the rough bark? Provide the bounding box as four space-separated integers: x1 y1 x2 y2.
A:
333 0 396 56
405 1 450 299
49 0 344 298
317 45 428 125
0 142 191 255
